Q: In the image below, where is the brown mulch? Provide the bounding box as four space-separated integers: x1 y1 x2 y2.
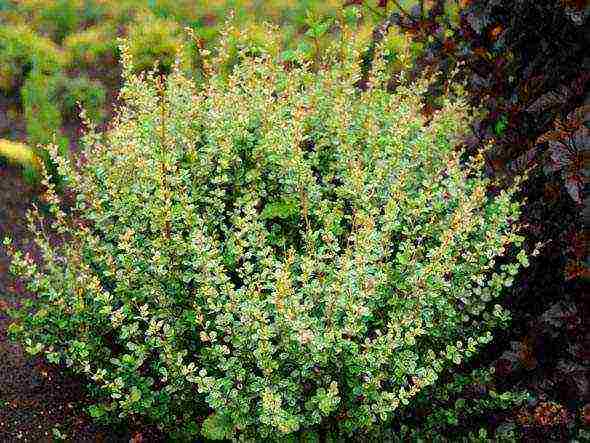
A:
0 165 111 441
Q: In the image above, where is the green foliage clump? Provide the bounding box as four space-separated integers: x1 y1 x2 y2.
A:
9 0 107 40
19 72 106 183
0 138 43 184
125 12 193 75
36 0 81 42
61 76 107 123
20 72 105 167
391 368 530 441
7 27 525 440
63 25 118 70
20 72 69 155
0 24 64 92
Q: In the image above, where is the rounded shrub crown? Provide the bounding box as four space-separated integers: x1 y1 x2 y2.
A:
8 24 525 440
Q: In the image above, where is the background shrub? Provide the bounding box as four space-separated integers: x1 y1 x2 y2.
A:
0 138 42 184
63 24 118 71
36 0 81 43
7 25 525 440
20 72 69 156
60 76 107 123
0 24 64 92
125 12 195 75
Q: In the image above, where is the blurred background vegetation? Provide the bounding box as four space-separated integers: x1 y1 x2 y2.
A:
0 0 453 182
0 0 343 180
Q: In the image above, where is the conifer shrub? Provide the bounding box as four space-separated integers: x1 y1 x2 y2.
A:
0 24 64 92
125 12 193 75
63 25 118 70
61 76 107 123
7 26 526 440
20 72 69 156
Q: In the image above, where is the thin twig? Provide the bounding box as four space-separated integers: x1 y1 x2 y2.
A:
389 0 416 24
364 1 387 19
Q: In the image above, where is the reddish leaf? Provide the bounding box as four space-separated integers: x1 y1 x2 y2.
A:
541 302 579 331
533 402 570 426
443 38 456 52
527 75 590 113
495 340 538 375
564 174 583 203
565 104 590 128
565 229 589 260
564 260 589 280
544 182 561 201
489 24 503 40
561 0 589 9
556 360 590 399
473 46 488 58
343 0 364 6
536 129 568 145
507 146 538 174
582 404 590 426
526 85 572 113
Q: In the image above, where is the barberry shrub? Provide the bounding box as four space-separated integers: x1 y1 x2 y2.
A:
7 24 526 440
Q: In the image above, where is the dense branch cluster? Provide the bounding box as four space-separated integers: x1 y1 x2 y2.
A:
7 26 525 440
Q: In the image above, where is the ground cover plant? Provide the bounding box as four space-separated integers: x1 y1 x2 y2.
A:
4 22 528 440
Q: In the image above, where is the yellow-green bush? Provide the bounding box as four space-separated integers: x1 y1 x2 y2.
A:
63 24 118 70
21 73 69 156
0 138 42 183
7 0 108 41
7 27 525 440
0 24 64 92
61 76 107 123
125 12 194 75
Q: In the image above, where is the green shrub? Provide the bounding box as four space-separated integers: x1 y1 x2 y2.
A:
61 76 107 123
21 73 105 150
0 24 64 92
391 367 529 441
7 28 525 440
21 72 69 162
125 12 193 75
36 0 81 42
63 24 118 70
